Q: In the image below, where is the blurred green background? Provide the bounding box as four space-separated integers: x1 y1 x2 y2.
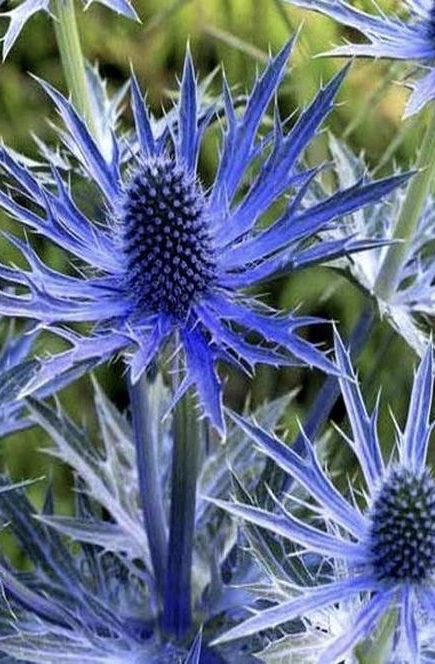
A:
0 0 424 513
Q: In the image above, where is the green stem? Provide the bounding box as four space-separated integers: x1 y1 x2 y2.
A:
53 0 96 133
375 104 435 299
355 609 397 664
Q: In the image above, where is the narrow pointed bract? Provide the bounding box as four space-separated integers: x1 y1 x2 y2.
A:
324 136 435 357
0 42 410 430
213 335 435 662
282 0 435 115
0 379 282 662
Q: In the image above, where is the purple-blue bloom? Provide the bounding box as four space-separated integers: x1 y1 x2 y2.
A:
283 0 435 116
0 39 409 431
213 333 435 662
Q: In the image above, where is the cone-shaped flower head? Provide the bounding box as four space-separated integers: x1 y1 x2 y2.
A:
122 158 216 319
213 334 435 661
282 0 435 116
0 40 409 431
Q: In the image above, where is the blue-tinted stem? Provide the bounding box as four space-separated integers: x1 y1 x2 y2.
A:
282 304 375 491
129 374 167 601
162 389 200 638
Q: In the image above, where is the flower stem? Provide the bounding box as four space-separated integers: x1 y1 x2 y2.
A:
53 0 96 134
129 373 167 601
162 388 200 638
355 609 397 664
375 104 435 300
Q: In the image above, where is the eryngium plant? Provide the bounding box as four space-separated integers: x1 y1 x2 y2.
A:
214 335 435 662
0 373 296 662
0 40 409 431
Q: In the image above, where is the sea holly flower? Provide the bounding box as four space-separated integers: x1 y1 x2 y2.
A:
0 0 138 61
213 334 435 662
0 39 409 430
282 0 435 116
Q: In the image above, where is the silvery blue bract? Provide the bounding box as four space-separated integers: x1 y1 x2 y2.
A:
0 0 138 61
282 0 435 116
316 136 435 357
0 375 287 662
213 333 435 663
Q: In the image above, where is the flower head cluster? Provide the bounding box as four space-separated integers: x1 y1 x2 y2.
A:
0 41 409 430
283 0 435 115
214 333 435 662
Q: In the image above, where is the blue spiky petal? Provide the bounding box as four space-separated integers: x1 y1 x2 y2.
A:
282 0 435 116
0 39 410 430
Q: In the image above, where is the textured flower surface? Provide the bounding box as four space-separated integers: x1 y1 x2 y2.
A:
213 334 435 663
0 39 409 430
0 0 138 61
283 0 435 115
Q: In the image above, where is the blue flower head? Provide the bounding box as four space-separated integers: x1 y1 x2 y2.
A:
214 333 435 662
283 0 435 116
0 39 409 431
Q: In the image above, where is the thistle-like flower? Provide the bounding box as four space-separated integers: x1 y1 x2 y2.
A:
0 0 138 61
0 40 409 430
213 333 435 662
282 0 435 116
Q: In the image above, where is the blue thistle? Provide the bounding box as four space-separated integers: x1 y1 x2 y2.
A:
282 0 435 116
213 333 435 662
0 39 409 431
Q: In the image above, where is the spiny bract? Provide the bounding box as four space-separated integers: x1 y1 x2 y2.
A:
213 334 435 663
282 0 435 116
0 38 409 431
